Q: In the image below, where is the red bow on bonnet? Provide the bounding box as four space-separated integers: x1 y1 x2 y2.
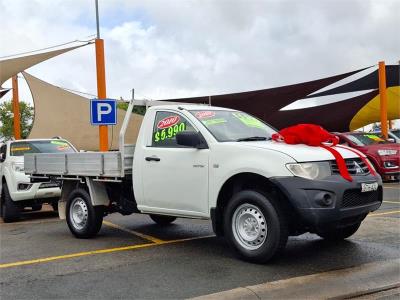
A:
272 124 376 181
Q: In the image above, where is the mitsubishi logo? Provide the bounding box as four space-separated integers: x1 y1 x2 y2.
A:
354 161 364 174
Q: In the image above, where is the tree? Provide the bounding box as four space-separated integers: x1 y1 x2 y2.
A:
0 100 34 141
117 100 146 115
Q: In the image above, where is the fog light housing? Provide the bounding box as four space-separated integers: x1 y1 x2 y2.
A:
383 161 398 169
17 183 32 191
315 192 334 207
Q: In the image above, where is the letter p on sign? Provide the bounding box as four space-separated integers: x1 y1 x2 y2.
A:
90 99 117 125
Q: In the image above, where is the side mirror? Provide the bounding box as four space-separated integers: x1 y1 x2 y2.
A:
176 131 208 149
0 153 5 162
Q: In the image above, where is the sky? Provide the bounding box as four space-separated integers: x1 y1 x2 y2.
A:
0 0 399 112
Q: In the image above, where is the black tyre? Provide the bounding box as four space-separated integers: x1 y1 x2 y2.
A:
1 183 20 223
317 222 361 241
223 190 288 263
149 214 177 225
51 201 58 212
31 204 43 211
66 188 104 238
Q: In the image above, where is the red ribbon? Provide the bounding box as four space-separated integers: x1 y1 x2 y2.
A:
335 145 376 176
271 124 373 181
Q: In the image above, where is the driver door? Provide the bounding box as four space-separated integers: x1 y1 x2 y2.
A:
141 111 209 217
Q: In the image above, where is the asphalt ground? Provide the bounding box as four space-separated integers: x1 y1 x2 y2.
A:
0 183 399 299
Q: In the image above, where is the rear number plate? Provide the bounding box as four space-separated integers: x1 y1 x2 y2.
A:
361 182 378 192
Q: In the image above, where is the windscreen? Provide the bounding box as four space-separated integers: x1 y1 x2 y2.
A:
346 134 386 146
10 140 75 156
190 110 276 142
391 130 400 138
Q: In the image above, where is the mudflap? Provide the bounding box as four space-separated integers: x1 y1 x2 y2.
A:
58 200 66 220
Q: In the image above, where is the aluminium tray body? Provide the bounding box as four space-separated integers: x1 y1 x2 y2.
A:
24 145 135 178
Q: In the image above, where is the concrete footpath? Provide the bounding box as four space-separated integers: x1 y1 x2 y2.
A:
193 259 400 300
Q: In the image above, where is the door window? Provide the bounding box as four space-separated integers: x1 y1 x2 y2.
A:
0 144 6 161
152 111 196 147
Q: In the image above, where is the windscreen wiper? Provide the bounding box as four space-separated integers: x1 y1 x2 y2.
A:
236 136 269 142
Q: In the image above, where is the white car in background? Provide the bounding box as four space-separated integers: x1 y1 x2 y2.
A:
0 138 76 222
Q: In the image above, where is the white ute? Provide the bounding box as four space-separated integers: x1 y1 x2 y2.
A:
24 101 383 262
0 138 76 222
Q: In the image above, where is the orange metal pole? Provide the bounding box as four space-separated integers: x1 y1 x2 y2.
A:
11 75 21 140
95 38 108 151
378 61 388 139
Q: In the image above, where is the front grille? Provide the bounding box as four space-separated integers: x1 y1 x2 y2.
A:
342 188 381 208
331 158 370 176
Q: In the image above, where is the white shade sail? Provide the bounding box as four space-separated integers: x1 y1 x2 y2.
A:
0 44 88 86
24 72 143 151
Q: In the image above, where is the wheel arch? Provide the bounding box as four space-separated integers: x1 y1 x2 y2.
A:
212 172 298 237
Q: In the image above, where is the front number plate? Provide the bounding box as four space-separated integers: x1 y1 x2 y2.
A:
361 182 378 193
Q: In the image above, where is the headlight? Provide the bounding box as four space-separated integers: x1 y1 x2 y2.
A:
286 162 331 180
12 163 25 173
377 149 397 156
365 158 376 171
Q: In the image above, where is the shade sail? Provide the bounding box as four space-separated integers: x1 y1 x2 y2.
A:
23 72 143 151
267 90 379 132
0 88 10 99
350 86 400 130
164 65 400 131
163 67 369 119
0 44 89 86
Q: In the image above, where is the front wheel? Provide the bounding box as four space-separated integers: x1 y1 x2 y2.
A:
224 190 288 263
149 214 177 225
66 188 104 238
1 183 20 223
317 223 361 241
31 204 43 211
51 201 58 212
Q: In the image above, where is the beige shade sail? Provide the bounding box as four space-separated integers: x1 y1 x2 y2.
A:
23 72 143 151
0 44 89 86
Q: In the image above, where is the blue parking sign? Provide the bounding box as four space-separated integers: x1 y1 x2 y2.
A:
90 99 117 125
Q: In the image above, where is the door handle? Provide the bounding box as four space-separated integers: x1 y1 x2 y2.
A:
145 156 161 162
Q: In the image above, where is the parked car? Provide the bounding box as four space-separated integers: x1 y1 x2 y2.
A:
24 102 383 263
371 129 400 143
336 132 399 180
0 138 77 222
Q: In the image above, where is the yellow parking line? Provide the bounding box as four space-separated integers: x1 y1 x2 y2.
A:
103 221 164 244
383 201 400 204
0 235 214 269
369 210 400 217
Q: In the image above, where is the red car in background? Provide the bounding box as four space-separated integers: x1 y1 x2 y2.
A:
336 132 400 180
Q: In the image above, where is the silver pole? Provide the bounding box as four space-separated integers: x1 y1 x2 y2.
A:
95 0 100 39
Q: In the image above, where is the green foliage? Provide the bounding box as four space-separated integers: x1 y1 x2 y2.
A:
117 102 146 116
0 100 34 141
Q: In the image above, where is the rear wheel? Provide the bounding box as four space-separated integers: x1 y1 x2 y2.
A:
317 222 361 241
66 188 104 238
224 190 288 263
1 183 20 223
149 214 177 225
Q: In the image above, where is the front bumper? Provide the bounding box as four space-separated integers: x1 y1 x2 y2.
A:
270 174 383 232
11 183 61 202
